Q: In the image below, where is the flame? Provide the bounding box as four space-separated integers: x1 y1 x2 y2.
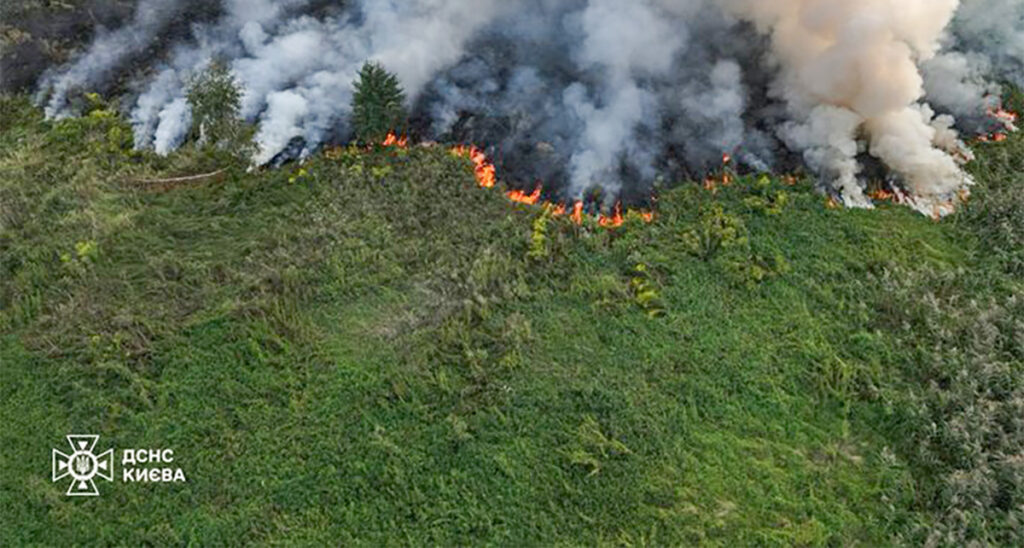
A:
449 144 654 227
703 152 735 190
868 188 897 202
978 107 1019 143
978 133 1009 143
507 186 542 205
598 203 625 228
382 132 408 148
931 201 956 221
989 107 1019 127
570 201 584 225
451 145 496 188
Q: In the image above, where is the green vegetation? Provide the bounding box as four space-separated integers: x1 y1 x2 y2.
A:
351 62 408 144
186 60 251 159
1 92 1022 545
186 62 247 150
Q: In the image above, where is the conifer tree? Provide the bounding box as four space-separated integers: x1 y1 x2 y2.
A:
351 62 408 144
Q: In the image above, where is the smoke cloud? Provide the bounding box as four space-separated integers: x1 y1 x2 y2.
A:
33 0 1024 214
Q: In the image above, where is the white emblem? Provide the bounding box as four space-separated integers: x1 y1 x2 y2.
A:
52 435 114 496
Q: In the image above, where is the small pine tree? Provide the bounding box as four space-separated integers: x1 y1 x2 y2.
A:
186 60 245 149
351 62 408 145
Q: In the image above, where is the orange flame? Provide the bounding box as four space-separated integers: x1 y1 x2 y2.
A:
868 188 896 202
507 186 543 205
989 107 1019 126
451 145 497 188
702 153 735 190
450 145 654 227
979 107 1019 143
598 203 625 228
570 201 584 225
382 132 408 148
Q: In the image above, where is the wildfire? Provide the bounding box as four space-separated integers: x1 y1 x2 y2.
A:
507 186 543 205
978 107 1019 143
868 187 898 203
978 133 1009 143
932 202 957 220
598 203 625 228
990 107 1019 127
570 201 584 225
382 132 408 147
449 144 654 227
451 145 497 188
703 152 734 190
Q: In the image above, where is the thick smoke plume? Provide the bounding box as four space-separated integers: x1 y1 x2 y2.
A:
33 0 1024 214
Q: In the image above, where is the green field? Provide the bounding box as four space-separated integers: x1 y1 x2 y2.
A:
2 94 1022 545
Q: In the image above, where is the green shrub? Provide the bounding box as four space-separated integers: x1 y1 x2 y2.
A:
351 62 408 145
46 94 133 161
742 175 790 216
628 262 665 317
528 209 551 260
681 201 788 288
681 203 747 261
721 250 790 289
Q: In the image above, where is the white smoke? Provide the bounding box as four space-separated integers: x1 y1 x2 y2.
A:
564 0 688 200
244 0 509 164
34 0 1024 215
952 0 1024 85
35 0 188 119
719 0 975 213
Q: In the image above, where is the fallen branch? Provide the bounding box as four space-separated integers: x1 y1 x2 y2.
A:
131 169 227 188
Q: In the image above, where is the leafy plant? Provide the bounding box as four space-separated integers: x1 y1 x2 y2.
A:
186 60 251 156
629 262 665 317
743 175 790 215
681 203 748 261
528 209 551 260
721 250 791 289
351 62 408 145
563 415 632 477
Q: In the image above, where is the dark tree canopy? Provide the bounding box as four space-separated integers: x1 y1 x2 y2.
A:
351 61 408 145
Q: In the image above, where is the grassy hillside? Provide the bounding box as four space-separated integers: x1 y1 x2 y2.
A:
1 94 1022 545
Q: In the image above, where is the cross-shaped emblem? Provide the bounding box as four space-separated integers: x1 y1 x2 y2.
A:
52 435 114 496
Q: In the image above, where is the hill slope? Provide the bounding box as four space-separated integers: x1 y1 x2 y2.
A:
1 95 1022 545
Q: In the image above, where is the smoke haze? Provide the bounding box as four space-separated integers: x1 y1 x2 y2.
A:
32 0 1024 213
